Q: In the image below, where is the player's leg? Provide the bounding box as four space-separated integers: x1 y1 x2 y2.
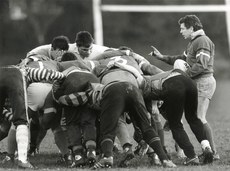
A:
127 84 175 167
80 107 98 166
93 83 126 169
8 67 34 169
116 113 134 167
161 77 198 165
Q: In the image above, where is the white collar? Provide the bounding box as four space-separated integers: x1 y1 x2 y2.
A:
191 29 205 40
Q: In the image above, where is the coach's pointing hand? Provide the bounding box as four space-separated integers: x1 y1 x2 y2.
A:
149 46 164 60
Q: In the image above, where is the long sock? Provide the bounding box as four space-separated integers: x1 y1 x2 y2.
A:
29 121 40 150
16 125 29 163
203 123 216 153
149 140 168 162
101 139 113 157
36 128 47 149
7 127 17 155
53 128 69 155
158 129 165 147
155 121 165 147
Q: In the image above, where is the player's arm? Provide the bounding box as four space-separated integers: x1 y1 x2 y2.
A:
92 49 129 60
140 63 164 75
187 48 210 78
2 107 13 122
19 55 51 67
57 91 92 106
26 67 65 83
127 51 163 75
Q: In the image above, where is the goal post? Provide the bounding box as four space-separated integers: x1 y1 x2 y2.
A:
93 0 230 54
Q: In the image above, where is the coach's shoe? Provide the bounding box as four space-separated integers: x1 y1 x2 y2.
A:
213 152 220 160
119 146 135 167
183 156 200 166
86 149 97 167
148 153 162 166
203 147 214 164
91 156 113 169
17 160 37 169
134 140 149 157
162 160 177 168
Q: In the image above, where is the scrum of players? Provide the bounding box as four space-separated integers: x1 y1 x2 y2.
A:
0 30 218 169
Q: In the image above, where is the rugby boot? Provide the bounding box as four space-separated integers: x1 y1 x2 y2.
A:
63 152 74 167
183 156 200 166
17 160 37 169
91 156 113 169
148 152 162 166
203 147 214 164
175 145 186 159
119 147 135 167
1 154 14 167
86 149 97 167
213 152 220 161
162 160 177 168
134 140 148 157
73 154 85 168
134 143 141 155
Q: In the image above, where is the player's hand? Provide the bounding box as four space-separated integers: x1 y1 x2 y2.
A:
149 46 164 59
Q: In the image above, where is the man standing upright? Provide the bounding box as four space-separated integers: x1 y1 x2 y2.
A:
150 14 219 160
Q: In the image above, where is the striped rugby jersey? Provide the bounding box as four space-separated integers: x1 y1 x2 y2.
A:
24 67 65 84
2 107 13 122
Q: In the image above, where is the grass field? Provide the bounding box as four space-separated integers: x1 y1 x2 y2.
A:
0 55 230 170
0 80 229 171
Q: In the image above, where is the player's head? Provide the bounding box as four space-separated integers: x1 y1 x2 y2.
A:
61 52 78 61
75 31 94 58
178 15 203 39
51 35 70 50
51 35 70 61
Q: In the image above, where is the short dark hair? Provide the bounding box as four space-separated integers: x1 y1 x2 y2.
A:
75 31 94 47
61 52 77 61
51 35 70 50
178 15 203 31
